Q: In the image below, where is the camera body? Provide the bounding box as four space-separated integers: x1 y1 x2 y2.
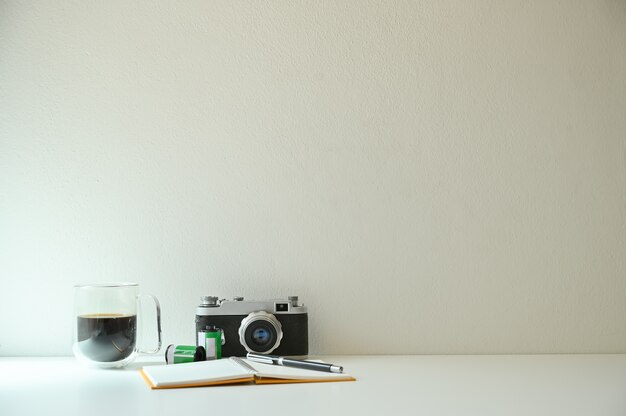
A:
195 296 308 357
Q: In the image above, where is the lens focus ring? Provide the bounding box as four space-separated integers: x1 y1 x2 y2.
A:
238 311 283 354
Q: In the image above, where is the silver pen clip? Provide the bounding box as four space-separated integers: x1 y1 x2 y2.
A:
246 353 275 365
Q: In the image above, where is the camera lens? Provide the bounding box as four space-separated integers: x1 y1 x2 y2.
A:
238 311 283 354
252 327 271 345
244 320 277 352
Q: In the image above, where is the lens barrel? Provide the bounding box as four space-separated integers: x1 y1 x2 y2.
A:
238 311 283 354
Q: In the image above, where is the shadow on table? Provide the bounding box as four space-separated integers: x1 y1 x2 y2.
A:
118 359 165 371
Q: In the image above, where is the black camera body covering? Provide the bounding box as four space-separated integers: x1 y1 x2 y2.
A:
195 296 308 357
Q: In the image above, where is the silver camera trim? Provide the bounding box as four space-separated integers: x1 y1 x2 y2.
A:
196 297 308 316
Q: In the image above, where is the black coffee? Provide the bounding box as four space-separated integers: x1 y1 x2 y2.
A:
77 314 137 362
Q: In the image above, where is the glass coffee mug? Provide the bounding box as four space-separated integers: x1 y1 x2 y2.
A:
73 283 162 368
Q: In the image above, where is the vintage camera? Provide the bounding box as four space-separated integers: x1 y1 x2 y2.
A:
195 296 308 357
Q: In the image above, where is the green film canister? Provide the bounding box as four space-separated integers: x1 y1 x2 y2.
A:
203 326 222 360
165 344 206 364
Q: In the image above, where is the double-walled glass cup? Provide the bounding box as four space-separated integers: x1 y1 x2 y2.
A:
72 283 161 368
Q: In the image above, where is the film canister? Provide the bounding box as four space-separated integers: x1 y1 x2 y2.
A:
197 325 222 360
165 344 206 364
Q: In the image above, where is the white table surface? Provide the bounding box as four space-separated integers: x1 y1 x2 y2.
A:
1 355 626 416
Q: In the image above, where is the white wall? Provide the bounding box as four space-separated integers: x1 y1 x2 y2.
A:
1 1 625 356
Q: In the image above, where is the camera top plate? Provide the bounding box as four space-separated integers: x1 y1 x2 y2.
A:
196 297 308 316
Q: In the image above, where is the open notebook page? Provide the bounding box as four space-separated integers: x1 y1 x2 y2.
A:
141 358 254 388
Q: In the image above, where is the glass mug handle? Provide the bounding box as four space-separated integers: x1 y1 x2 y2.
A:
136 294 162 354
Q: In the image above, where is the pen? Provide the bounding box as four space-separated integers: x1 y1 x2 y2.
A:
246 353 343 373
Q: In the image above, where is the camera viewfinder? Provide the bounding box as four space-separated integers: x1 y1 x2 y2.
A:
275 303 289 312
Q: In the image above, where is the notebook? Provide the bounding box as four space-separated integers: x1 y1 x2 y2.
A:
140 357 356 389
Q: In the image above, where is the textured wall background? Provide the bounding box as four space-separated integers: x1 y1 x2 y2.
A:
1 1 625 356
